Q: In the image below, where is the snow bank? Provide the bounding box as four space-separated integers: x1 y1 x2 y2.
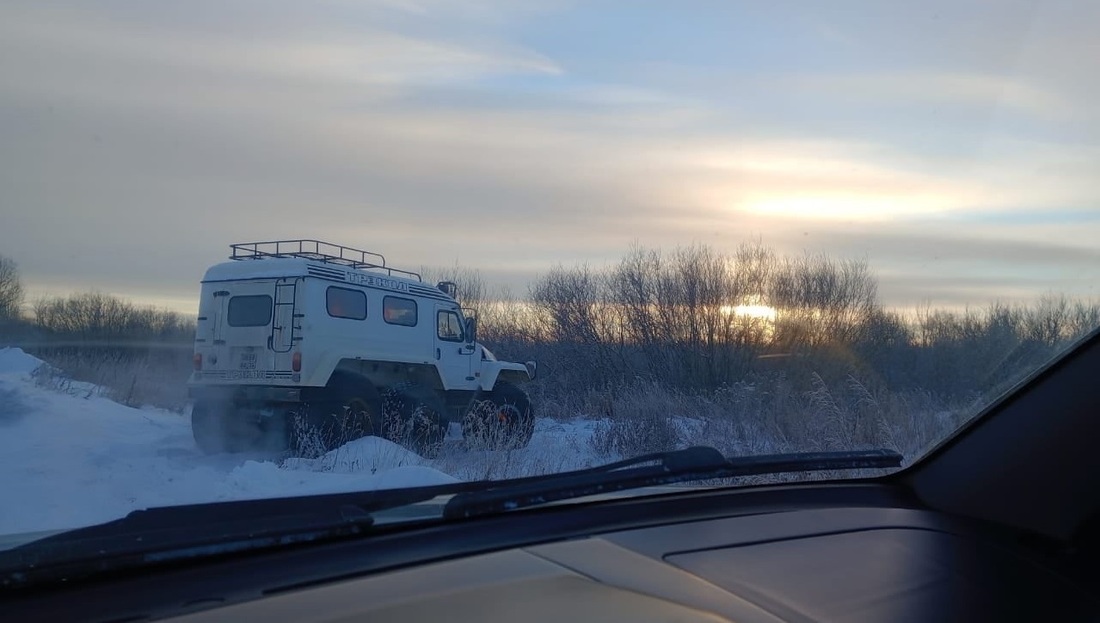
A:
282 436 430 474
0 347 43 376
0 357 599 536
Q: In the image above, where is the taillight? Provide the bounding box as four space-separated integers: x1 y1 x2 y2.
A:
193 353 203 371
292 351 301 372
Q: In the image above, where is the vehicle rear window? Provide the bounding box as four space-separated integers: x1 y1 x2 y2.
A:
227 295 272 327
383 296 417 326
327 287 367 320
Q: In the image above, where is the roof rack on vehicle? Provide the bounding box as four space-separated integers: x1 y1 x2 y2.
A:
229 240 422 281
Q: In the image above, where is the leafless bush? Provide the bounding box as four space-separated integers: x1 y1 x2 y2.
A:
288 407 329 459
568 368 967 466
527 242 889 395
379 390 445 457
770 253 878 349
588 383 691 459
461 398 531 451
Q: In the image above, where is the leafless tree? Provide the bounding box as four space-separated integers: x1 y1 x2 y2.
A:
769 253 878 348
0 255 25 320
33 291 194 342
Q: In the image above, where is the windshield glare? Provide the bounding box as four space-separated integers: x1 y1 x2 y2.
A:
0 1 1098 543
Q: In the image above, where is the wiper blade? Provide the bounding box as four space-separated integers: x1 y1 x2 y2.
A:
0 483 466 589
1 448 900 588
443 447 902 520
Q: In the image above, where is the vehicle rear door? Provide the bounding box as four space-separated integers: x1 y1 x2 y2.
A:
216 281 277 381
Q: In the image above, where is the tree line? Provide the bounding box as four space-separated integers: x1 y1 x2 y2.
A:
458 243 1097 402
3 248 1097 411
1 255 194 345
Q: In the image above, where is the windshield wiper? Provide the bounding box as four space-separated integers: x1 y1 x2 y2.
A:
443 446 903 520
1 447 900 589
0 483 467 589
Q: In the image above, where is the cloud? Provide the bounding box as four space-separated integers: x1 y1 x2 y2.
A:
0 3 563 111
877 274 1095 309
1 0 1098 313
766 223 1100 307
780 71 1074 120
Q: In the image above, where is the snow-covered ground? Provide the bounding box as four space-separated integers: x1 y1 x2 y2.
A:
0 348 603 536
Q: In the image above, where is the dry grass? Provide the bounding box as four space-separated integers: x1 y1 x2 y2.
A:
28 346 192 411
575 373 967 465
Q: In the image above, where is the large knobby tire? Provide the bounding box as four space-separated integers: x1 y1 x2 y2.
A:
191 400 228 454
193 400 280 454
462 381 535 450
289 375 382 457
381 384 447 458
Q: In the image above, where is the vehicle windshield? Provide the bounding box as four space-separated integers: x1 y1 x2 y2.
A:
1 1 1097 548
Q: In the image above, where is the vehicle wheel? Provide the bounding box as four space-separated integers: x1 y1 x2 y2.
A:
462 381 534 450
382 384 447 457
290 375 382 456
191 400 228 454
193 399 270 454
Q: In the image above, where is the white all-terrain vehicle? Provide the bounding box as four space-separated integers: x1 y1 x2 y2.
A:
187 240 537 456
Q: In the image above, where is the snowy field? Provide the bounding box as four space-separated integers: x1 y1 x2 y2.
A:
0 348 604 536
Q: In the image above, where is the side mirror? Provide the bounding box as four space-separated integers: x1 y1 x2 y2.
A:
464 316 477 344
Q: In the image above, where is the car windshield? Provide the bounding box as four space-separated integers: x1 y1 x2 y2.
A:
0 1 1097 549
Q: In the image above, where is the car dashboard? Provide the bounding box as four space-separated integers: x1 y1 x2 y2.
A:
119 484 1094 623
180 513 1089 622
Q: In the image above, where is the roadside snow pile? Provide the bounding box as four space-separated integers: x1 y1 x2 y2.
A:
0 347 43 376
0 348 459 535
283 436 426 474
0 347 43 426
281 437 459 492
0 348 600 536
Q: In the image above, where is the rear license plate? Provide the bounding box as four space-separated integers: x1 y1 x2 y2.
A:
239 352 258 370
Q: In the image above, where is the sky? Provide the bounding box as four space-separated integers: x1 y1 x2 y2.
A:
1 0 1098 314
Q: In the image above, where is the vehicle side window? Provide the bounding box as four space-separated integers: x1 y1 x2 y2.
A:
383 296 417 326
326 286 367 320
227 295 272 327
437 310 464 342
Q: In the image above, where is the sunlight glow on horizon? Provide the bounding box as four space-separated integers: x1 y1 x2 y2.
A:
720 303 778 322
739 194 953 222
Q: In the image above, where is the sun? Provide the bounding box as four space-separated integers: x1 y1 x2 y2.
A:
720 301 777 321
744 195 886 221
